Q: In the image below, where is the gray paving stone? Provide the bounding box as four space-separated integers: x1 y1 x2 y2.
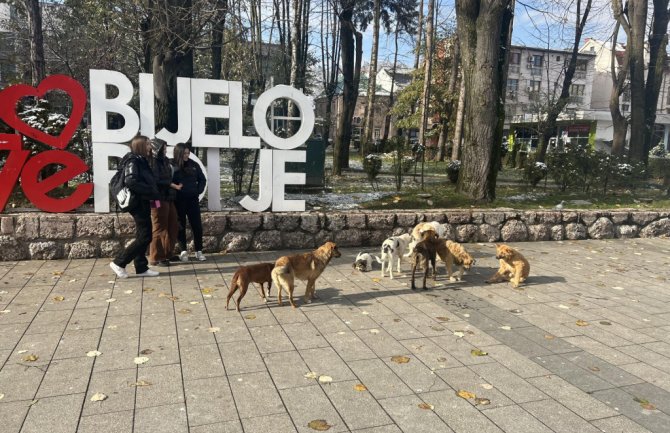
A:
263 350 313 389
53 328 103 359
212 317 253 343
299 347 356 382
378 394 454 433
229 371 285 419
591 415 654 433
482 344 550 378
20 393 84 433
522 399 602 433
434 366 516 409
190 421 244 433
138 333 180 366
618 362 670 394
527 375 618 420
0 363 46 402
481 404 554 433
12 331 62 366
400 337 462 370
140 312 177 338
422 389 504 433
303 309 350 334
561 351 645 388
470 362 548 404
82 368 136 416
383 353 449 394
134 403 189 433
36 356 94 398
219 339 266 375
348 358 413 399
282 321 329 350
279 384 350 433
241 414 296 433
92 337 138 372
355 328 408 357
180 344 225 381
135 363 185 408
250 325 295 353
322 379 393 430
534 354 615 393
564 335 639 365
323 330 377 361
184 376 238 426
0 399 32 433
484 328 554 357
77 410 134 433
591 387 670 433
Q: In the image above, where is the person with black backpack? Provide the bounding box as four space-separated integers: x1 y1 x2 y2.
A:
110 135 161 278
149 138 181 266
172 142 207 262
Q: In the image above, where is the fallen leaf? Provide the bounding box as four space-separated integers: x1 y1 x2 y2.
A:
158 293 178 302
139 349 153 355
509 309 522 314
123 290 133 294
304 372 318 379
91 393 107 402
457 390 476 399
105 298 116 303
612 286 625 291
558 304 570 310
143 288 155 292
480 384 494 390
372 278 380 283
475 397 491 406
544 335 555 340
0 310 10 314
463 313 470 318
307 419 331 431
18 350 27 354
353 384 367 391
201 288 214 294
134 356 149 365
589 366 600 372
0 393 4 400
576 320 589 327
208 327 221 333
634 397 656 411
244 314 256 320
318 375 333 384
418 402 434 410
86 351 102 357
189 301 200 305
599 321 612 326
370 329 380 334
52 271 63 276
471 349 488 357
53 296 65 302
131 380 152 387
435 316 449 322
23 354 38 362
391 355 410 364
453 331 465 338
28 399 39 406
177 309 191 314
107 325 118 330
68 279 77 283
500 326 512 331
393 318 401 323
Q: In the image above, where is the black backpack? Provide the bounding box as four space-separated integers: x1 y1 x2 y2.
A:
110 158 136 212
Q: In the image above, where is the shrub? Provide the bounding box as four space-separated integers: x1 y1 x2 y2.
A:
363 154 383 190
226 149 253 195
446 160 461 184
649 143 667 158
523 159 548 187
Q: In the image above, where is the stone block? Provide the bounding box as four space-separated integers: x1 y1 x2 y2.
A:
40 215 74 239
100 240 122 258
588 217 615 239
484 212 506 226
347 213 367 229
76 215 113 238
522 211 540 224
0 236 27 260
369 230 393 247
528 224 551 241
442 223 456 240
616 225 639 239
539 211 562 224
562 211 579 223
610 212 630 224
276 214 300 231
300 214 321 233
14 215 39 239
367 213 395 229
501 220 529 242
29 241 61 259
551 225 565 241
227 214 262 232
504 211 520 220
325 214 346 231
455 224 478 242
201 214 227 236
640 218 670 238
580 211 599 226
333 229 367 247
113 215 135 236
424 212 447 223
471 212 484 225
477 224 500 242
565 223 587 240
446 212 471 224
396 213 418 227
262 214 276 230
631 211 659 226
66 241 97 259
0 216 14 235
251 231 282 251
221 232 252 252
282 232 315 249
200 236 220 253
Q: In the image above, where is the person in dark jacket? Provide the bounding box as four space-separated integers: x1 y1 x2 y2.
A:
149 138 182 266
110 135 161 278
172 143 207 261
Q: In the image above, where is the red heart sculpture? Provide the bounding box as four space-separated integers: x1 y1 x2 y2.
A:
0 75 86 150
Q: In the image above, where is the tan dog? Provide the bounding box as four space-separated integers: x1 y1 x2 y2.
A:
444 240 475 281
411 221 446 241
272 241 341 308
226 263 274 312
485 244 530 288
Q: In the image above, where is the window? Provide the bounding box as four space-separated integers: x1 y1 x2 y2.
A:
528 80 541 92
506 79 519 92
510 52 521 65
374 128 381 139
570 84 585 96
528 54 543 67
556 56 561 61
353 116 362 125
575 59 588 71
622 104 630 112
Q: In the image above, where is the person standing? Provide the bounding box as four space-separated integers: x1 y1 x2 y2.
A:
172 143 207 261
110 135 161 278
149 138 181 266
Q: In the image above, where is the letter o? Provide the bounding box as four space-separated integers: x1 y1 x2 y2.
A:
253 85 315 150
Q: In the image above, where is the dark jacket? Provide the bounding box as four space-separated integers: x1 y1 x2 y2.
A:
151 155 176 202
172 159 206 199
122 153 159 201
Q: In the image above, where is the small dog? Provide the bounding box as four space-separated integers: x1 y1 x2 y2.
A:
272 241 341 308
376 233 412 279
353 252 377 272
226 263 274 312
411 221 446 241
485 244 530 288
444 240 475 281
410 233 440 290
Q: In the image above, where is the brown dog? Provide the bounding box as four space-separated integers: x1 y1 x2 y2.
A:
410 232 440 290
444 240 475 281
485 244 530 288
226 263 274 312
271 241 341 308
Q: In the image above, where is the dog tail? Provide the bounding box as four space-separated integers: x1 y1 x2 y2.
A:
374 255 381 264
230 270 240 293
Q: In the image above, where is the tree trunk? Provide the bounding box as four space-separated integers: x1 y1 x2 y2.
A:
609 6 630 156
25 0 45 85
451 78 465 160
436 118 448 161
642 0 670 162
362 0 381 155
334 4 363 175
455 0 514 201
140 2 153 73
418 0 435 157
382 23 400 142
536 0 592 162
627 0 648 163
414 0 424 70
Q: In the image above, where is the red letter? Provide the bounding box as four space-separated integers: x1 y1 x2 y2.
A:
0 134 30 212
21 150 93 212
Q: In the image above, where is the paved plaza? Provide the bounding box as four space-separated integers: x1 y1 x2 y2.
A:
0 238 669 433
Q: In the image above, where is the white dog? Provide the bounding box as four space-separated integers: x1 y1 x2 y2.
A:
376 233 412 279
353 252 378 272
411 221 446 241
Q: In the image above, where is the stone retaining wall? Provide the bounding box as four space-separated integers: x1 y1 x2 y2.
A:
1 209 669 261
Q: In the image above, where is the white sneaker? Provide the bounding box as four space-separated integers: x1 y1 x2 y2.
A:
195 251 206 261
110 262 128 279
136 269 160 277
179 250 189 262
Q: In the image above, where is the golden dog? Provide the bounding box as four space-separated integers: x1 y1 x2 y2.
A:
272 241 341 308
226 263 274 312
411 221 445 241
485 244 530 288
444 240 475 281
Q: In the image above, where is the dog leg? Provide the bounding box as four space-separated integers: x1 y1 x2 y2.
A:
225 283 238 310
411 262 418 290
423 263 430 290
236 280 250 312
288 281 297 308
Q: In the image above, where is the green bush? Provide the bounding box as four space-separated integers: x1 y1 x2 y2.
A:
446 160 461 184
363 154 383 188
523 158 548 187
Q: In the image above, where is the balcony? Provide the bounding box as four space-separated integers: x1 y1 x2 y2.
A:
574 70 587 80
568 95 584 105
530 67 543 76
